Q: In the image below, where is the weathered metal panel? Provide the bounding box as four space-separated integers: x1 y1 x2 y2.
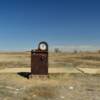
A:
31 42 48 75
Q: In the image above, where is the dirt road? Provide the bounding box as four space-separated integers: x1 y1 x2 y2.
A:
0 67 80 74
0 67 100 74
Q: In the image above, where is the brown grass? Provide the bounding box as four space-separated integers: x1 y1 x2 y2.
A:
0 51 100 69
0 52 99 100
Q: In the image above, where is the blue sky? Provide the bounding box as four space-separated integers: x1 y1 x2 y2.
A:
0 0 100 51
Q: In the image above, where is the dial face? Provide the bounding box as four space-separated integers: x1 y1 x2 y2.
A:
39 43 47 50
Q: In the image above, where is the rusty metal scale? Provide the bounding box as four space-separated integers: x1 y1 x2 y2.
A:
31 41 48 75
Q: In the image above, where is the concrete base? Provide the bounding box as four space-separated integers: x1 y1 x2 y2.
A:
28 74 49 79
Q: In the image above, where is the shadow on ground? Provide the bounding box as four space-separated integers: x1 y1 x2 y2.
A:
17 72 31 79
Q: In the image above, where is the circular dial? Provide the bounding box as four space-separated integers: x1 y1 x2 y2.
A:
39 43 47 50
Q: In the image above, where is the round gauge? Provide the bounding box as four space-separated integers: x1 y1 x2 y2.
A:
39 43 47 50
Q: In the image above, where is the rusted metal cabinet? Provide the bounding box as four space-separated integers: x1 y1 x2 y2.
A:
31 42 48 75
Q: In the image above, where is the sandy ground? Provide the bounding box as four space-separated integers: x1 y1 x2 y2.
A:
0 67 80 74
0 67 100 74
78 68 100 74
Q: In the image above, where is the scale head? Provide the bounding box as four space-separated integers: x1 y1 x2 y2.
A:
38 41 48 51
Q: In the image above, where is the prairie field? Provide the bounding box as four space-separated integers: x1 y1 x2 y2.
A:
1 52 100 69
0 52 100 100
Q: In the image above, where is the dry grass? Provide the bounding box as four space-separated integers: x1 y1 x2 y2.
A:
49 52 100 68
0 52 30 69
0 73 100 100
0 51 100 69
0 52 99 100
